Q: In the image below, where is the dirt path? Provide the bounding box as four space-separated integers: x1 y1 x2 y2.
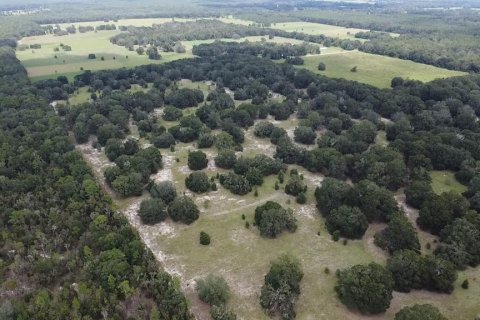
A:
211 193 280 216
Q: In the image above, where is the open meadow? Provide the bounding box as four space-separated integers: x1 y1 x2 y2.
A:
300 50 467 88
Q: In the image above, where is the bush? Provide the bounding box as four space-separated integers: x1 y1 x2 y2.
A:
163 106 183 121
374 213 420 254
198 133 215 148
214 150 237 169
317 62 326 71
150 181 177 204
188 150 208 170
211 305 237 320
153 132 176 148
394 304 447 320
199 231 211 245
296 192 307 204
326 205 368 239
254 201 297 238
260 254 303 320
195 274 230 306
168 196 200 224
335 263 394 314
185 171 210 193
219 172 252 195
254 121 275 138
138 198 167 224
462 279 469 289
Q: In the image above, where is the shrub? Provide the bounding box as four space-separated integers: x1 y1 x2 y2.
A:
138 198 167 224
253 121 275 138
294 126 316 145
296 192 306 204
185 171 210 193
168 196 200 224
326 205 368 239
394 304 447 320
214 150 237 169
462 279 469 289
285 176 306 196
150 181 177 204
219 173 252 195
317 62 326 71
199 231 211 245
198 133 215 148
374 213 420 254
188 150 208 170
211 305 237 320
195 274 230 306
163 106 183 121
335 263 394 314
152 132 176 148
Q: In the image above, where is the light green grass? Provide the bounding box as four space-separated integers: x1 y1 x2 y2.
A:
44 17 193 29
430 171 467 195
272 21 369 39
68 87 91 105
300 51 466 88
375 130 388 146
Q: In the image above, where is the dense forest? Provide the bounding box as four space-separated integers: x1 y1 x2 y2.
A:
0 48 191 319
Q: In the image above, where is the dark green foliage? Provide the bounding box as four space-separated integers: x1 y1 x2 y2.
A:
139 198 167 224
199 231 211 245
150 181 177 204
168 196 200 224
418 192 469 235
387 250 457 293
219 172 252 195
188 150 208 170
314 178 351 216
326 205 368 239
163 106 183 121
195 274 230 306
165 88 204 108
254 121 275 138
405 180 434 209
394 304 447 320
211 305 237 320
436 218 480 268
260 254 303 320
254 201 297 238
374 214 420 254
304 147 346 179
317 62 326 71
198 133 215 148
285 176 306 197
335 263 394 314
214 150 237 169
153 132 176 148
185 171 210 193
294 126 316 145
296 193 306 204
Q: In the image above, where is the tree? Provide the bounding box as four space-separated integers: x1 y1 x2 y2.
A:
199 231 211 245
405 180 433 209
285 176 306 197
314 178 351 216
163 106 183 121
198 133 214 148
168 196 200 224
214 150 237 169
417 192 469 235
146 46 161 60
254 121 275 138
326 205 368 239
374 213 420 254
335 263 394 314
245 167 263 186
211 305 237 320
153 132 175 148
138 198 167 224
293 126 316 145
317 62 326 71
195 274 230 306
150 181 177 204
188 150 208 170
185 171 210 193
88 53 96 59
394 304 447 320
219 173 252 195
260 254 303 320
254 201 297 238
111 173 143 197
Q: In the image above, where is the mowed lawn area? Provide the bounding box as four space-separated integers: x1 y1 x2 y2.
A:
272 21 369 39
301 50 466 88
430 171 468 195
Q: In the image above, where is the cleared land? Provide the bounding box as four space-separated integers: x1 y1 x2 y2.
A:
430 171 468 195
300 51 466 88
272 21 369 39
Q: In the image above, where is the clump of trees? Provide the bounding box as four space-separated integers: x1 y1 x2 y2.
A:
374 213 420 254
168 196 200 224
185 171 211 193
254 201 297 238
219 172 252 195
165 88 204 108
138 198 167 224
150 181 177 204
326 205 368 239
260 254 303 320
188 150 209 170
394 304 447 320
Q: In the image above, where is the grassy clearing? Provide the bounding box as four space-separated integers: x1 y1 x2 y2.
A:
300 51 466 88
44 17 193 29
430 171 467 195
272 21 369 39
69 87 91 105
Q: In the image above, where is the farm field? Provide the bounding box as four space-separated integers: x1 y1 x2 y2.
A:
300 50 466 88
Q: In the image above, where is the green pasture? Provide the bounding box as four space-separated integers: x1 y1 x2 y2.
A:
271 21 369 39
430 171 467 195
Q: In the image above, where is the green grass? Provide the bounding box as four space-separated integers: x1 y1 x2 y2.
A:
430 171 467 195
68 87 91 105
272 21 369 39
300 50 466 88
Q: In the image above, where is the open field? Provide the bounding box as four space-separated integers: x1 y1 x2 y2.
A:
300 51 467 88
44 17 192 29
430 170 467 195
271 21 369 39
